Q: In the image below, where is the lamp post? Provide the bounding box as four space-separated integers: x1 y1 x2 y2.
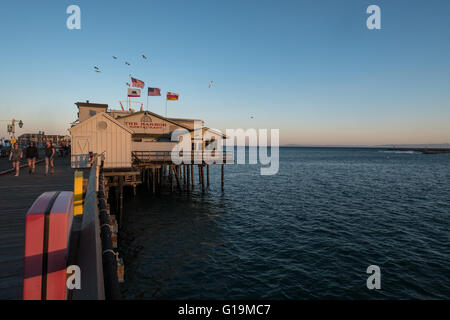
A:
7 119 24 143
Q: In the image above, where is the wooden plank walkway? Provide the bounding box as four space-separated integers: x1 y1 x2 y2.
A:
0 157 74 300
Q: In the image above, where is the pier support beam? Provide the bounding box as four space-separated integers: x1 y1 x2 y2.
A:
199 165 205 193
119 177 124 226
152 169 156 194
207 165 210 187
169 165 173 192
174 165 181 191
221 164 224 191
187 164 191 192
145 169 150 190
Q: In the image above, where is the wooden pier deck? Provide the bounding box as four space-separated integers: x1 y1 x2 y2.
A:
0 157 74 300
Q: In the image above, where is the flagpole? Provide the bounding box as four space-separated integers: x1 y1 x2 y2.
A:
163 93 167 136
129 75 132 110
165 94 168 118
147 92 149 111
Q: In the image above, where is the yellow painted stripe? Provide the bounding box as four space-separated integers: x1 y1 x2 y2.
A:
74 171 84 216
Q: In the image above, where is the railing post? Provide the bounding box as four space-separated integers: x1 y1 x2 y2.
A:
74 171 84 216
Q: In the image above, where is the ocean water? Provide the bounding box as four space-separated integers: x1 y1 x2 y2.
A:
118 147 450 299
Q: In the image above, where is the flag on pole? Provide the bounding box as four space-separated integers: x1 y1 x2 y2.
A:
166 92 179 101
148 87 161 96
128 88 141 97
119 101 125 111
131 77 145 88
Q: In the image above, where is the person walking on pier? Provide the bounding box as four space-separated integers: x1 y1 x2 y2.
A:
9 143 23 176
25 142 38 174
44 141 55 175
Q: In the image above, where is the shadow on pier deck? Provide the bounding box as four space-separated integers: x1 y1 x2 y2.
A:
0 157 74 300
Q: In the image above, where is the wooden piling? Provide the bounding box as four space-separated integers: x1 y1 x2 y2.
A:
200 165 205 193
169 165 173 192
191 164 194 186
114 177 119 218
207 165 210 186
174 165 181 191
152 169 156 194
187 164 191 191
221 164 224 191
132 174 137 197
119 177 124 225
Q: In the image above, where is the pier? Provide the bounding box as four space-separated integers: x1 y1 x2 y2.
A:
0 99 234 300
0 157 73 299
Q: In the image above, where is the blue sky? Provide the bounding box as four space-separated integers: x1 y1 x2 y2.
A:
0 0 449 145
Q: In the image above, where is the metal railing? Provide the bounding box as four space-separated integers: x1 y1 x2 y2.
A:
132 150 234 164
71 157 105 300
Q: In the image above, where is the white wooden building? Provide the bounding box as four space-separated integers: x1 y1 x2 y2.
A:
70 112 133 168
70 101 229 169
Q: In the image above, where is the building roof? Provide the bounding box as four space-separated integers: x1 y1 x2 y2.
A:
75 102 109 109
203 127 228 138
167 117 203 122
69 112 134 135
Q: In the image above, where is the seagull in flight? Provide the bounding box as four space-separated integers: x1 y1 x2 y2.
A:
125 61 131 66
208 81 214 88
142 55 147 59
112 56 117 59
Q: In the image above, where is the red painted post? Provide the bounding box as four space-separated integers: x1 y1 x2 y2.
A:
23 192 57 300
46 191 74 300
23 191 74 300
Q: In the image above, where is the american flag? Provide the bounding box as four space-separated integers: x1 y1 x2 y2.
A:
131 77 145 89
148 87 161 96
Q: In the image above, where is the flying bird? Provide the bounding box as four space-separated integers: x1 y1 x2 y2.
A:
142 55 147 59
125 61 130 66
208 81 214 88
95 70 101 73
112 56 117 59
94 66 99 70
